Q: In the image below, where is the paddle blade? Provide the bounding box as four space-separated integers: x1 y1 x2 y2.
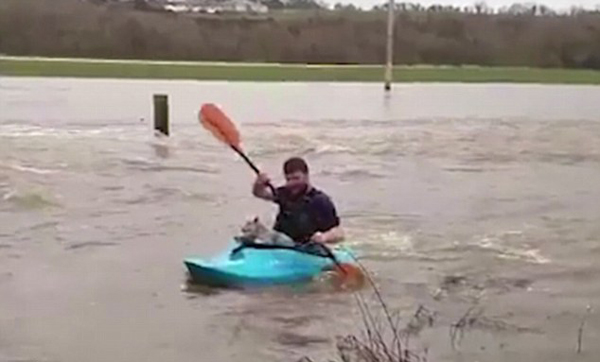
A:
199 103 241 150
335 263 364 279
323 263 366 291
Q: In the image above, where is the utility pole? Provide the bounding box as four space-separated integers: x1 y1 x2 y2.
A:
384 0 395 91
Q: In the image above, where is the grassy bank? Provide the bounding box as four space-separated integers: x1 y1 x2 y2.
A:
2 57 600 84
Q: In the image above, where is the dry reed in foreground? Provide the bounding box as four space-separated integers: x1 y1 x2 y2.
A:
301 260 435 362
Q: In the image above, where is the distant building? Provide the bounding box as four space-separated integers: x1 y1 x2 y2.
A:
145 0 268 13
164 0 190 12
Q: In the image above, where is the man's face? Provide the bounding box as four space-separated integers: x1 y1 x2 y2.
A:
284 171 309 196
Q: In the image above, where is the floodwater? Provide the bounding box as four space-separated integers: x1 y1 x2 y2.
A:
1 77 600 362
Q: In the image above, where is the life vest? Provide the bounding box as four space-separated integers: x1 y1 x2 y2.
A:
273 188 322 243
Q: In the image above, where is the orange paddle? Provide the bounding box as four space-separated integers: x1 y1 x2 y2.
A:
199 103 276 195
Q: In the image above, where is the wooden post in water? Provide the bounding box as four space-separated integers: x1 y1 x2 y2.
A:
384 0 395 91
153 94 169 136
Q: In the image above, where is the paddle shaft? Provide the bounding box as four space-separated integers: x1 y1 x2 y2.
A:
230 145 277 196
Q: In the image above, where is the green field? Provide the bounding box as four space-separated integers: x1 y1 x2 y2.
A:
2 57 600 84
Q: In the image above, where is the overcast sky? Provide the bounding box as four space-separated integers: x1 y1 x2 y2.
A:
334 0 600 10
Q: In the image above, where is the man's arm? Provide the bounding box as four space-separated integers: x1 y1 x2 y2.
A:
252 173 275 201
314 225 345 244
311 195 345 244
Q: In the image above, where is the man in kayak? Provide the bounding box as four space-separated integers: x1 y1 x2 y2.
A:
252 157 345 244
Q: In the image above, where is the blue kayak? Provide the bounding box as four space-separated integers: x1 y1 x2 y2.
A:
184 240 357 288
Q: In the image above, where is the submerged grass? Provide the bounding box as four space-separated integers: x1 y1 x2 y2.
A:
2 57 600 84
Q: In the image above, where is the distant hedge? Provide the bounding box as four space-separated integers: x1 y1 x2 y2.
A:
1 0 599 69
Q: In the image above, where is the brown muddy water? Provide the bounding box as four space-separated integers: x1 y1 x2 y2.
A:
1 77 600 362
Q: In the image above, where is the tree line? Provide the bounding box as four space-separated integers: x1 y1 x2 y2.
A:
1 0 599 69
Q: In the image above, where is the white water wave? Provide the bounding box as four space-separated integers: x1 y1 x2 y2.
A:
1 162 58 175
0 124 138 140
476 233 551 264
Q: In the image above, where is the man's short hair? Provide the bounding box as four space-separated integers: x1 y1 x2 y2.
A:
283 157 309 175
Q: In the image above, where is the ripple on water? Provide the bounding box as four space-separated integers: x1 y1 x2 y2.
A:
1 162 59 175
65 241 119 250
120 158 220 174
242 118 600 169
317 166 387 181
2 189 60 211
27 221 60 232
431 272 540 312
276 331 330 347
343 229 456 263
0 124 141 141
474 232 551 265
121 187 217 206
